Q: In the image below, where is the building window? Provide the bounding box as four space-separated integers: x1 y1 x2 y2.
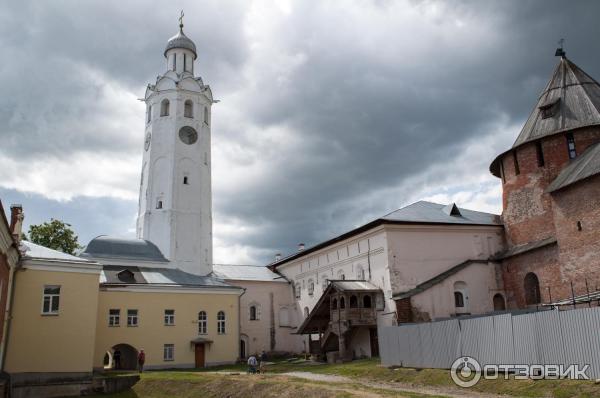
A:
184 53 187 71
249 305 259 321
356 266 365 280
217 311 226 334
295 283 301 299
454 291 465 308
322 277 329 291
147 105 152 123
567 133 576 159
42 285 60 315
524 273 541 305
304 307 309 318
156 199 163 209
308 279 315 296
198 311 207 334
160 99 170 116
513 151 520 175
363 295 372 308
204 107 209 125
127 309 138 327
164 309 175 325
493 293 506 311
173 53 176 71
109 309 120 326
536 141 545 167
349 295 358 308
337 270 345 280
163 344 174 361
183 176 189 185
184 100 193 118
332 298 337 310
539 98 560 119
339 297 345 309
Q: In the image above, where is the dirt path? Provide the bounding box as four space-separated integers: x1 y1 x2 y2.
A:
208 371 513 398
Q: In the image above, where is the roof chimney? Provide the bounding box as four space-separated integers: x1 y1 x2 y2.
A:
9 204 24 243
298 243 305 252
275 253 282 262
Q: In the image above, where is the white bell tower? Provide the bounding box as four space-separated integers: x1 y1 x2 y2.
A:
136 15 213 276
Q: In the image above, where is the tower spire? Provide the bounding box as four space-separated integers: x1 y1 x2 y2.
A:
555 38 566 58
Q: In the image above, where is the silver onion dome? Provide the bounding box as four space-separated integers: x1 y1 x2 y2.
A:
164 25 197 59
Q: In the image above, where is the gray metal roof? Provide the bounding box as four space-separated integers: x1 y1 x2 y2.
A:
492 236 557 260
547 142 600 192
491 57 600 176
330 280 381 292
100 265 236 288
80 236 168 262
164 27 197 59
270 201 501 269
381 201 501 226
21 241 95 264
211 264 286 282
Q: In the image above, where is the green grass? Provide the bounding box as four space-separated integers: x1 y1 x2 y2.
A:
96 358 600 398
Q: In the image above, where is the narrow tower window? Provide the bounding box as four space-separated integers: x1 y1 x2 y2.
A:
184 53 187 72
173 54 176 71
566 133 576 159
184 100 193 118
204 107 209 125
160 99 170 116
513 151 520 175
156 199 163 209
536 141 545 167
183 176 189 185
147 105 152 123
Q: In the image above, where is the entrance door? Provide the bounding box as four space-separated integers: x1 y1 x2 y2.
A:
240 339 246 359
195 344 205 368
369 328 379 357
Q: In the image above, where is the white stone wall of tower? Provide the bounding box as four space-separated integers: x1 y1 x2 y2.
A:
136 40 213 276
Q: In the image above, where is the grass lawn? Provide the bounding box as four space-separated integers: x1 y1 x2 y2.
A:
94 358 600 398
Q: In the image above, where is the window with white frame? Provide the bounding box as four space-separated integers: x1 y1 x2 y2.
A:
308 279 315 296
163 344 174 361
217 311 226 334
42 285 60 315
109 309 120 326
337 269 345 280
164 309 175 325
295 283 301 299
127 309 138 326
198 311 207 334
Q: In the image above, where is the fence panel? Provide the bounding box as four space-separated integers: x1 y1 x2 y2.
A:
378 306 600 376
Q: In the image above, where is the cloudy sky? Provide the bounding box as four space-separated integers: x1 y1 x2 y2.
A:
1 0 599 265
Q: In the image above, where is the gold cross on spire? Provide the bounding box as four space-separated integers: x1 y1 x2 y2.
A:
179 10 184 29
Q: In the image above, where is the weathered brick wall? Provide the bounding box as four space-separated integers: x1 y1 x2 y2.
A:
501 244 562 308
500 127 600 247
395 298 412 323
552 173 600 297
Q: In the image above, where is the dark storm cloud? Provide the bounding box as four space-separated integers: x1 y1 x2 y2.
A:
1 0 599 263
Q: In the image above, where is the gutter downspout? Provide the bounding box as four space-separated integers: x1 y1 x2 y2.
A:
238 287 246 361
0 249 19 371
367 239 372 281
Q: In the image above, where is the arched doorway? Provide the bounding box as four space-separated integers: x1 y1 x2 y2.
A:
524 273 541 305
111 343 138 370
493 293 506 311
240 334 249 359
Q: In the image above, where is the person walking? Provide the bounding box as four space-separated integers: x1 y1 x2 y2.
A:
247 354 258 374
137 349 146 373
259 351 267 374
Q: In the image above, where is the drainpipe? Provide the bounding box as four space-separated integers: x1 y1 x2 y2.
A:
367 239 372 281
237 287 246 362
0 258 18 371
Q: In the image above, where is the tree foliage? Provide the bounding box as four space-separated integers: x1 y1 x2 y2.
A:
28 219 82 255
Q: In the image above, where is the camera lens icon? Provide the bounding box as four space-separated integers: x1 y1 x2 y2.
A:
450 356 481 387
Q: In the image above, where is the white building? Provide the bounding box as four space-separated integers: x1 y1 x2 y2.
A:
269 201 506 360
136 19 214 276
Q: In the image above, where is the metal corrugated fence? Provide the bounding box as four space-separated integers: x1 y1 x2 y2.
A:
379 307 600 379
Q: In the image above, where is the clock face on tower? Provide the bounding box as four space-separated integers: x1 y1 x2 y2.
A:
179 126 198 145
144 132 151 151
